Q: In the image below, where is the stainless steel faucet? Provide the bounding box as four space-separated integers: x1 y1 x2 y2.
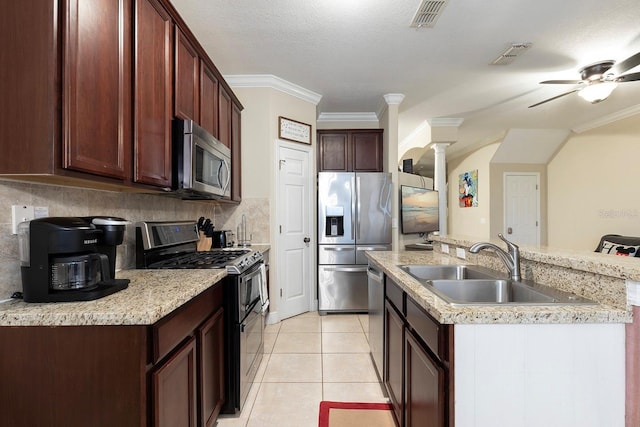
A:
469 234 521 281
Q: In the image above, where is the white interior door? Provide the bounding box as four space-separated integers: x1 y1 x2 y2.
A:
504 173 540 245
277 143 313 320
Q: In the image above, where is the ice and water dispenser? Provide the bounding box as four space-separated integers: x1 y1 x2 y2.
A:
324 206 344 237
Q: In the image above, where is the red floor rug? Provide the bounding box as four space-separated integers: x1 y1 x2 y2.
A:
318 401 395 427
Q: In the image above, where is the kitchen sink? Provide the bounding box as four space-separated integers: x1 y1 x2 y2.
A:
399 264 597 306
400 264 500 280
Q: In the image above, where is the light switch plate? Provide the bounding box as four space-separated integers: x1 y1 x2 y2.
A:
441 243 449 254
11 205 49 234
456 247 466 259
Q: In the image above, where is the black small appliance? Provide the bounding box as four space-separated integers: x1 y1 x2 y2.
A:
18 217 130 303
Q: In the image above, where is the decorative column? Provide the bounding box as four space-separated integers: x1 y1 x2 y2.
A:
383 93 405 250
431 142 449 236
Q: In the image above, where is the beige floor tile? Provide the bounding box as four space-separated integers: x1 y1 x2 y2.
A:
263 333 277 354
215 374 262 427
262 353 322 382
358 314 369 332
246 382 322 427
272 332 321 353
295 310 321 318
322 382 389 403
264 322 281 334
322 332 370 353
321 314 364 332
279 316 321 333
323 353 380 383
254 353 270 383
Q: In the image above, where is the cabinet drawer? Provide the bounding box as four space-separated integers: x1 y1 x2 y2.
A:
152 283 223 363
385 278 404 315
406 297 442 361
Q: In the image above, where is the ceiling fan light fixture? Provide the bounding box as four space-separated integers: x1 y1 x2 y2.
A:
577 81 617 103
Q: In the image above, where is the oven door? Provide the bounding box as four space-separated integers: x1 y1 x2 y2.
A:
238 263 264 321
239 299 263 410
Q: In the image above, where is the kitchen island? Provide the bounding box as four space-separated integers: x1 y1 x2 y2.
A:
366 243 631 427
0 268 227 427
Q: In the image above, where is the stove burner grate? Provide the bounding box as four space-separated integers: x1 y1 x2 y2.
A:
149 250 250 269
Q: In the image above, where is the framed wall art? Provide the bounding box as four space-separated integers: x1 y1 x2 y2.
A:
459 169 478 207
278 116 312 145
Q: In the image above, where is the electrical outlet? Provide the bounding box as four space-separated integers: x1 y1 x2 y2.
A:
456 247 466 259
12 205 49 234
441 243 449 254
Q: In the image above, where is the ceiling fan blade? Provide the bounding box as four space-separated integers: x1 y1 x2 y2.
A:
615 71 640 82
610 51 640 75
528 89 579 108
539 79 583 85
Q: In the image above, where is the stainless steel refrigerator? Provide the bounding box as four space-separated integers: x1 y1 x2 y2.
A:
318 172 392 314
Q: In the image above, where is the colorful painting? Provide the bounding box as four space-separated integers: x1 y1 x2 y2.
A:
459 170 478 207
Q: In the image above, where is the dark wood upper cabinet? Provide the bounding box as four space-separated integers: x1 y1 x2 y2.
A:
63 0 132 180
174 28 199 121
134 0 173 188
318 129 384 172
200 61 220 139
218 86 232 149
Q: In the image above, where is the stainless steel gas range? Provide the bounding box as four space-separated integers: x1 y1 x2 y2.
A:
135 221 267 414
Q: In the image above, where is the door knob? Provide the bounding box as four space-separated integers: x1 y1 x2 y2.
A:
303 237 311 243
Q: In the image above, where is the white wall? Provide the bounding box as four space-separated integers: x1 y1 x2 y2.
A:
547 114 640 250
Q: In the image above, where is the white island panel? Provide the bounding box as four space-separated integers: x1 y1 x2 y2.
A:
455 323 625 427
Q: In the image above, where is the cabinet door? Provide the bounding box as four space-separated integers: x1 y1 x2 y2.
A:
384 300 404 427
200 61 219 138
231 102 242 202
404 331 444 427
318 132 349 171
153 336 197 427
175 28 199 121
63 0 131 180
352 131 383 172
218 86 232 148
134 0 172 188
198 307 225 427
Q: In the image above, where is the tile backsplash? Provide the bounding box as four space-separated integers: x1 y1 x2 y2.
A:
0 180 270 297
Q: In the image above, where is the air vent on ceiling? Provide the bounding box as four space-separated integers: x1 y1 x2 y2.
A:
410 0 450 28
490 43 533 65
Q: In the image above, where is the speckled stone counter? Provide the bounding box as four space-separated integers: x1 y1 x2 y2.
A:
0 269 227 326
366 250 631 324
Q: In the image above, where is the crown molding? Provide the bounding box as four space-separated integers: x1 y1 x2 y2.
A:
572 103 640 134
224 74 322 105
383 93 405 105
317 112 379 122
427 118 465 127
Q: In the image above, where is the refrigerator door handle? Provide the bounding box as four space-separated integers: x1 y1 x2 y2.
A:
323 247 355 252
351 176 356 240
357 246 387 252
356 176 361 240
323 266 368 273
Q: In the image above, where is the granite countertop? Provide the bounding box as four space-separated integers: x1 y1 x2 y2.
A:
366 250 632 325
0 269 227 327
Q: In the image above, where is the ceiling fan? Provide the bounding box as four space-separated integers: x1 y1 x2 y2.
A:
528 51 640 108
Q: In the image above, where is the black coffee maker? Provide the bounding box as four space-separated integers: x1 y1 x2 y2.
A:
18 217 130 303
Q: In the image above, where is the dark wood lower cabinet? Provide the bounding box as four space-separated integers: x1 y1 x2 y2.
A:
198 307 225 427
383 277 453 427
0 283 225 427
405 330 444 427
153 336 198 427
385 300 405 426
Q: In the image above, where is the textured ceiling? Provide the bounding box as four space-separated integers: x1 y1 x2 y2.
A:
171 0 640 172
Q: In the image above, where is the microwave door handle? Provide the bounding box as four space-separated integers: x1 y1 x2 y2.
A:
220 158 231 192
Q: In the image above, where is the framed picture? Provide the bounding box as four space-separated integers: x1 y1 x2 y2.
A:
278 116 312 145
459 169 478 207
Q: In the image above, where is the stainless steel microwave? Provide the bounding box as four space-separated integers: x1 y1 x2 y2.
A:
172 119 231 200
